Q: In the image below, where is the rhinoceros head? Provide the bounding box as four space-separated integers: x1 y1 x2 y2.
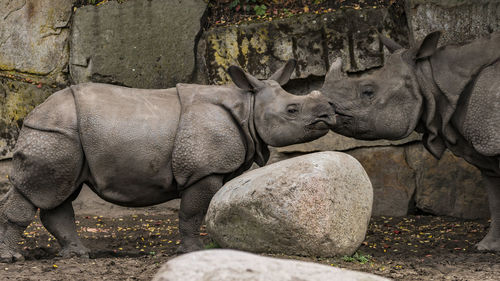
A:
228 60 336 147
321 32 441 140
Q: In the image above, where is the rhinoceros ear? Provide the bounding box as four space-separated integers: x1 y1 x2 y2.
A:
269 59 297 86
379 33 403 53
412 31 441 60
227 65 265 91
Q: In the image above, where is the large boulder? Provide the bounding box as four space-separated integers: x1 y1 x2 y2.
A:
153 249 390 281
206 151 372 257
70 0 207 88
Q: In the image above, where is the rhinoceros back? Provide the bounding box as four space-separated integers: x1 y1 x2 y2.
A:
72 83 181 206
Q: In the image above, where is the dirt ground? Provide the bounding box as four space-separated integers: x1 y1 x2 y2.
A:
1 209 499 281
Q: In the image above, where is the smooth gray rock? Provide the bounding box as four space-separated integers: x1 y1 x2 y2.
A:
152 249 391 281
70 0 207 88
206 151 372 257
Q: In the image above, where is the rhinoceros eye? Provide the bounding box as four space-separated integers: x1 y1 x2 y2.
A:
361 87 375 99
286 105 299 115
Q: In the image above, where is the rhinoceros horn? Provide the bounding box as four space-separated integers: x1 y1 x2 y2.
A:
378 33 403 53
324 57 346 83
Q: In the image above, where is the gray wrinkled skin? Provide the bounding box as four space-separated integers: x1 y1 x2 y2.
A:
322 31 500 251
0 60 335 262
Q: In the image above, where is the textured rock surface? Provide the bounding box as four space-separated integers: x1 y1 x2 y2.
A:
0 160 11 195
277 131 421 153
0 0 73 83
0 0 74 159
204 2 409 84
406 144 488 219
406 0 500 45
0 79 55 159
70 0 207 88
153 249 390 281
206 152 373 257
348 146 416 217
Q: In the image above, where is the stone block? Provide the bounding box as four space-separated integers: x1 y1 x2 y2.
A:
348 146 416 217
0 0 74 85
406 143 489 219
70 0 207 88
204 3 409 84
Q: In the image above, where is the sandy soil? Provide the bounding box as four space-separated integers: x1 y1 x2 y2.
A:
1 209 499 281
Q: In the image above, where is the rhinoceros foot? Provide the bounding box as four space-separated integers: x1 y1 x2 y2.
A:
476 234 500 252
176 238 204 255
0 243 24 263
59 243 90 259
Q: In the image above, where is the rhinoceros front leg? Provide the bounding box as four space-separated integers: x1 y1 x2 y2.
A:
477 174 500 251
40 199 90 258
177 175 223 254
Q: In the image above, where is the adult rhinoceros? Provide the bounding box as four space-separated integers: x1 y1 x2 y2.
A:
0 60 336 262
322 31 500 251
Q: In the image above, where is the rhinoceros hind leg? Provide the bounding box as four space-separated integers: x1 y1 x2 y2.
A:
177 175 223 254
0 189 37 263
40 196 90 258
476 174 500 251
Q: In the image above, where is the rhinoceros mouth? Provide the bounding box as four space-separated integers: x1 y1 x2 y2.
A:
335 111 352 119
331 111 358 136
307 115 336 130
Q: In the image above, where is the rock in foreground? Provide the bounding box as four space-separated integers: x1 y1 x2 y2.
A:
206 151 373 257
153 249 390 281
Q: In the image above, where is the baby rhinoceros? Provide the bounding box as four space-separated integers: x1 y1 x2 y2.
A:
0 60 335 262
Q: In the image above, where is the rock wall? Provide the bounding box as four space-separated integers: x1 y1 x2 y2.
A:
70 0 207 88
203 3 408 85
0 0 496 219
0 0 75 159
